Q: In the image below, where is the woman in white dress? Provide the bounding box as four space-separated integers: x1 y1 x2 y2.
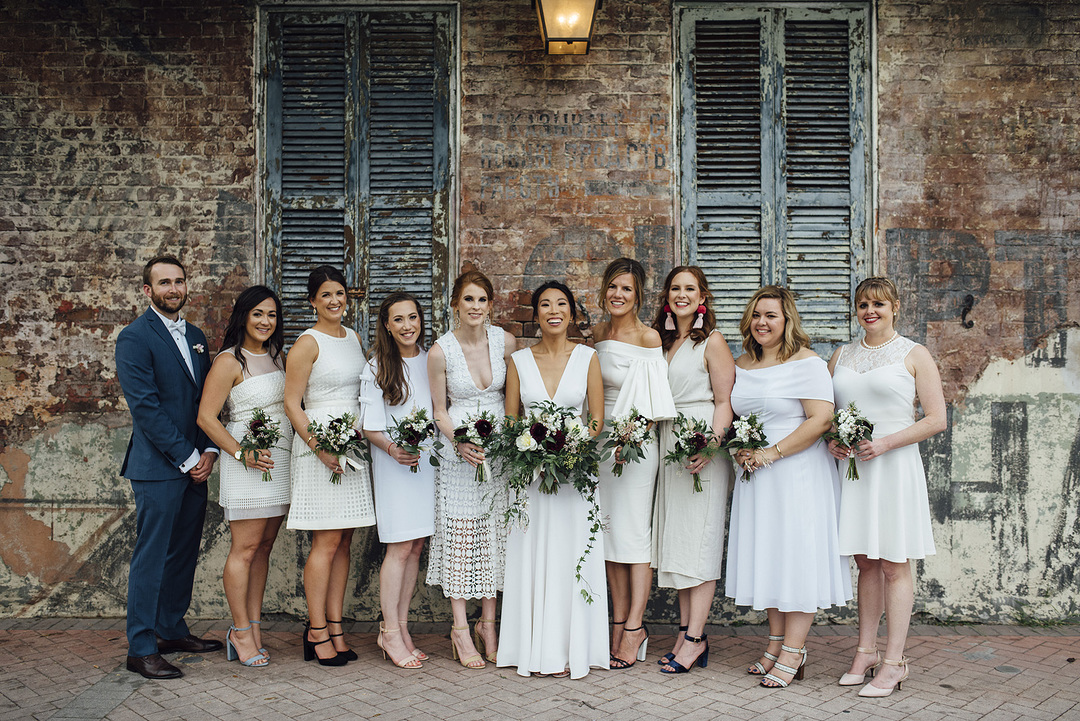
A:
362 291 435 670
285 266 376 667
727 285 851 688
592 258 675 669
197 286 291 667
497 280 609 679
650 266 734 674
427 270 516 669
828 277 946 697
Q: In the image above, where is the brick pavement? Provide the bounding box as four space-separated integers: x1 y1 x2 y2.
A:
1 620 1077 720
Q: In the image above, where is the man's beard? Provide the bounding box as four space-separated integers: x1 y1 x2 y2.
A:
150 288 186 315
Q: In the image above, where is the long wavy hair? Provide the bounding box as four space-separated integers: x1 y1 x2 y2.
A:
651 265 716 352
738 285 810 363
371 291 426 406
219 285 285 376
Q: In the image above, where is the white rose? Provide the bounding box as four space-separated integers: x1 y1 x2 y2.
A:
516 432 538 451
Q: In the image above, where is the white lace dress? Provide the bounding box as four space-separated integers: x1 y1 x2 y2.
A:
286 329 376 531
426 326 508 599
219 348 292 521
833 336 937 561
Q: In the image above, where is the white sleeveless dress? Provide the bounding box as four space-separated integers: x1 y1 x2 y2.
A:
833 336 937 561
725 356 852 611
218 348 292 521
286 329 376 531
651 331 733 588
595 340 675 564
497 344 610 679
361 351 436 543
426 326 508 599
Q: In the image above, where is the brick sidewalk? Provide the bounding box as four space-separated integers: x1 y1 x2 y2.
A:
1 620 1077 720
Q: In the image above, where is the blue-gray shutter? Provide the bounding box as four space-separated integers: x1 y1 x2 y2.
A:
677 3 870 342
265 9 451 344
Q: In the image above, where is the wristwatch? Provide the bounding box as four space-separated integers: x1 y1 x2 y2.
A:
233 449 244 463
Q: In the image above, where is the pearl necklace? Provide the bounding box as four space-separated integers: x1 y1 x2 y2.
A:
861 332 899 351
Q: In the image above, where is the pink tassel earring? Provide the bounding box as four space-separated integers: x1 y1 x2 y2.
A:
663 304 676 331
692 305 706 329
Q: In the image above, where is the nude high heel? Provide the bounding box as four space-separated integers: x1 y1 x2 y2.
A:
858 656 909 697
377 622 422 669
839 646 882 686
474 618 498 664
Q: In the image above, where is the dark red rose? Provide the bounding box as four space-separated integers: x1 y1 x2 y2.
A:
690 432 708 452
530 422 547 443
404 429 422 446
475 418 494 438
454 426 469 443
544 430 567 453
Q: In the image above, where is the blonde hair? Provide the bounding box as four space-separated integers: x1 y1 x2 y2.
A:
738 285 810 362
854 276 900 311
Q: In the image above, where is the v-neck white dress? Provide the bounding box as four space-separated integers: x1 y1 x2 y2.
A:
497 344 610 679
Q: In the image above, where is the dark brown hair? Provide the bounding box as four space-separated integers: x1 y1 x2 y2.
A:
220 285 285 376
372 291 426 406
651 265 716 352
142 255 185 286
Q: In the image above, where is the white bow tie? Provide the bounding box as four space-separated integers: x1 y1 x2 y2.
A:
164 318 187 336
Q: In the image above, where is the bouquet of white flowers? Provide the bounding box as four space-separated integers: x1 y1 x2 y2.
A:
722 413 770 482
387 407 444 474
601 407 651 478
823 402 874 480
306 412 368 484
490 400 603 602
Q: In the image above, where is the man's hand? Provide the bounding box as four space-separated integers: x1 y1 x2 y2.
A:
189 451 218 484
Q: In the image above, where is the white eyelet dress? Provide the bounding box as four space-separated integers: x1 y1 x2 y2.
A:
286 329 376 531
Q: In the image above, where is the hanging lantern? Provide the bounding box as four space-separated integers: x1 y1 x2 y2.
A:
534 0 602 55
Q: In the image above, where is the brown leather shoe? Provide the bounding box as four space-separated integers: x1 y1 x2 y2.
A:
126 653 183 679
157 634 224 654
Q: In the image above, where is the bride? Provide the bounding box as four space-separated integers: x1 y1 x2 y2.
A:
497 280 610 679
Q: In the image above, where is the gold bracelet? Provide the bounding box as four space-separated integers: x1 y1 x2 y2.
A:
775 443 785 458
307 436 316 448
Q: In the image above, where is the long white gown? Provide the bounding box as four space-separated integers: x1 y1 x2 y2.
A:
652 331 733 588
497 344 610 679
833 336 937 562
361 352 436 544
596 340 675 563
287 329 376 531
426 326 508 598
725 356 852 612
218 348 292 521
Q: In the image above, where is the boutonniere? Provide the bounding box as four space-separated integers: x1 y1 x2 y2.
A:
192 343 206 354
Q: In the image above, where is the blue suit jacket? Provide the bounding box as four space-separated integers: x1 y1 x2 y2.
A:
116 308 213 481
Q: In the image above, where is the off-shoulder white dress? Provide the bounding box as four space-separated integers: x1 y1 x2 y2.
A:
596 340 675 563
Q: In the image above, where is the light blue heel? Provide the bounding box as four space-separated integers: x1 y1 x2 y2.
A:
226 625 268 667
249 620 268 657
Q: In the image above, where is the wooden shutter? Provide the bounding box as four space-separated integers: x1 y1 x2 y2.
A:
264 9 452 345
678 4 870 342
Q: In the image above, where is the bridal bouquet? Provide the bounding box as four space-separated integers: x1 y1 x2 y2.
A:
453 409 499 485
306 412 369 484
823 402 874 481
664 413 722 492
388 407 444 473
238 408 282 483
602 407 651 478
491 400 603 603
722 413 770 482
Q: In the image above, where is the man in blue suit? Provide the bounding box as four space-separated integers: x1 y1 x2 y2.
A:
115 256 222 679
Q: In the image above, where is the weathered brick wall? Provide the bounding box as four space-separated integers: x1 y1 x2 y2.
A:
877 0 1080 619
0 0 259 616
460 0 675 338
0 0 1078 624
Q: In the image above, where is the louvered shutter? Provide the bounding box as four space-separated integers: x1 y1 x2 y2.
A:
678 4 870 342
265 9 451 345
